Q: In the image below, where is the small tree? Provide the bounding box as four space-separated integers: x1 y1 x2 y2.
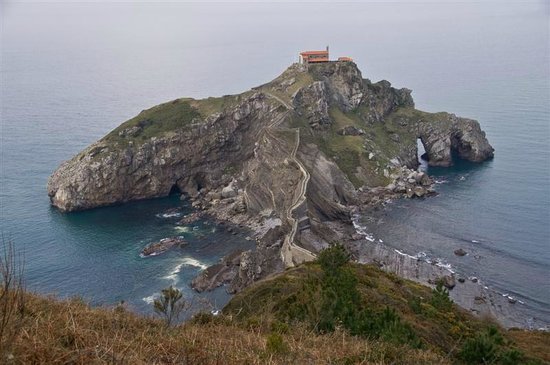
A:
430 282 453 311
153 286 188 326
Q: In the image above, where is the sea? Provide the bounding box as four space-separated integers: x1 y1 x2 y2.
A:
1 1 549 321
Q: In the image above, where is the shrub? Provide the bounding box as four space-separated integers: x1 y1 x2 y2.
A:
459 326 511 364
153 286 188 326
191 311 214 325
408 296 423 314
270 320 289 334
430 282 453 311
316 245 421 348
317 244 350 276
265 333 288 354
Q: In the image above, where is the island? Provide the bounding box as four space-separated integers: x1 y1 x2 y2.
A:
48 59 504 323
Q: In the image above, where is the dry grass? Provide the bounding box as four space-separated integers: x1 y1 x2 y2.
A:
3 292 449 365
507 329 550 363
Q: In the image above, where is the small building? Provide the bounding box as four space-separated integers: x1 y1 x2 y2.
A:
299 46 329 64
338 56 353 62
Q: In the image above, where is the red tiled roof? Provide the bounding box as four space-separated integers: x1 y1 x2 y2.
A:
300 50 328 55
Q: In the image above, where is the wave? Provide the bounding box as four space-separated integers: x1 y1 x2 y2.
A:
180 257 208 270
162 257 209 284
142 294 158 304
174 226 191 233
391 249 456 274
352 215 377 242
156 212 183 219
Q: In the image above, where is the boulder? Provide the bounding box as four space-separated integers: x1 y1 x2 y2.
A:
337 126 365 136
221 185 237 199
454 248 467 257
439 275 456 290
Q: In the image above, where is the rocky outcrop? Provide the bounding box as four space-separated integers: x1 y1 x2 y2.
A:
140 236 187 257
417 114 494 167
293 81 331 129
362 79 414 123
47 93 274 211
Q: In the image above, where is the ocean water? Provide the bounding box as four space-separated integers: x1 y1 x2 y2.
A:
1 2 549 319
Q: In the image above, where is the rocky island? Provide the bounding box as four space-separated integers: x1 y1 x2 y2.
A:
48 61 503 322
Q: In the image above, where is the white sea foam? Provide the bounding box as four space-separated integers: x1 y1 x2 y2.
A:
163 262 186 282
156 212 182 219
174 226 191 233
435 261 455 274
181 257 208 270
352 215 376 242
471 240 479 243
162 258 209 284
142 294 158 304
393 249 419 260
140 251 160 258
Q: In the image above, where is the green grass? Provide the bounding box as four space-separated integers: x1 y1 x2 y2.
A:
224 249 549 364
101 91 260 148
103 98 201 145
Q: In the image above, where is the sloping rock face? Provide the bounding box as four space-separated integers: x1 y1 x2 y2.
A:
47 94 275 211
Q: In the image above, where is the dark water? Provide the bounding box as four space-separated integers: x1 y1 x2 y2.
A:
1 2 548 319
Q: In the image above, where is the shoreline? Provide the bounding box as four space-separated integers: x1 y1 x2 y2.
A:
348 209 550 331
182 175 550 330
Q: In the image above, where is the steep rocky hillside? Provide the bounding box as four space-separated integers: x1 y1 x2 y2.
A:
47 61 494 294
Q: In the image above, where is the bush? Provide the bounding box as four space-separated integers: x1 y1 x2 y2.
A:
430 282 453 311
459 326 521 364
153 286 188 326
270 320 289 334
191 311 214 325
316 245 421 348
265 333 288 354
317 245 350 276
408 296 423 314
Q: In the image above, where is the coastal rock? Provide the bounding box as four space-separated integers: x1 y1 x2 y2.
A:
454 248 467 257
47 93 273 212
177 211 203 225
417 114 494 167
439 275 456 290
140 236 187 257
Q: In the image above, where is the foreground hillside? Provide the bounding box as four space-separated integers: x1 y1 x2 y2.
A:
2 247 548 365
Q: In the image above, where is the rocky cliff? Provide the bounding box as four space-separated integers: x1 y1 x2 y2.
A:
48 61 494 291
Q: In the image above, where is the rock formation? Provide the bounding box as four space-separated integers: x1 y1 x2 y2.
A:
48 61 494 292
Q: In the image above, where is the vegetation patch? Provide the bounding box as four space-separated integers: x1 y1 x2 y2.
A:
103 98 201 146
225 245 548 364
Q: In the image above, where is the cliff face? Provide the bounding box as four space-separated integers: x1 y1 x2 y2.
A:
48 61 494 284
47 93 275 211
